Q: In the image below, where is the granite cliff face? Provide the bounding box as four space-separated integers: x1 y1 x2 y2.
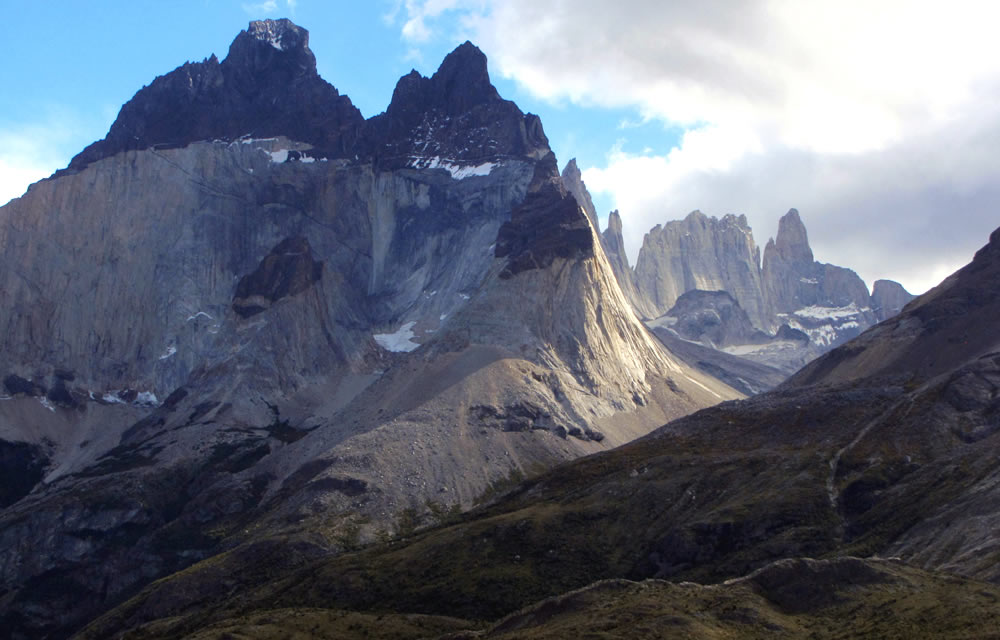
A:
617 207 913 374
633 211 768 328
871 278 916 322
0 20 739 638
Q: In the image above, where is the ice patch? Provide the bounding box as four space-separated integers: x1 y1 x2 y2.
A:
784 319 841 347
270 149 289 163
409 156 498 179
800 277 819 284
791 303 864 320
239 137 278 145
299 156 316 164
459 293 470 300
159 345 177 360
374 321 420 353
135 391 159 407
440 313 448 321
102 392 126 405
38 397 55 412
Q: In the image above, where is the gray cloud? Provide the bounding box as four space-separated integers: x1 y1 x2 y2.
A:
441 0 1000 294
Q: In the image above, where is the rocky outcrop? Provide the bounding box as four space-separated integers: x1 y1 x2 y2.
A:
496 156 594 278
871 279 915 322
658 290 769 348
633 211 768 328
560 158 599 230
232 236 323 318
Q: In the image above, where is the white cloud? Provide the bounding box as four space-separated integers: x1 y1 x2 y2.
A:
444 0 1000 295
401 0 460 42
242 0 278 15
241 0 297 16
398 0 487 43
0 112 95 207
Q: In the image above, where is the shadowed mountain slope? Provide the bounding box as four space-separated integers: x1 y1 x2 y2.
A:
76 224 1000 639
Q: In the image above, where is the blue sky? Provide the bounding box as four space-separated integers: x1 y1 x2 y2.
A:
4 1 1000 295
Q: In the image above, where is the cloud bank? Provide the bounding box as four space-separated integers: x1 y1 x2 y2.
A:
402 0 1000 293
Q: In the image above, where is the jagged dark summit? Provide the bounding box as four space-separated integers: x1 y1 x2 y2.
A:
68 19 362 172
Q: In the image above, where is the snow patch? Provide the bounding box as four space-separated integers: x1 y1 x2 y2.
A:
38 397 55 412
239 137 278 145
135 391 159 407
374 322 420 353
159 345 177 360
790 303 864 320
269 149 289 163
102 393 126 405
186 311 213 322
800 277 819 284
409 156 498 179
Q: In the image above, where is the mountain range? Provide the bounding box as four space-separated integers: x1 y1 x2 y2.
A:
0 18 993 639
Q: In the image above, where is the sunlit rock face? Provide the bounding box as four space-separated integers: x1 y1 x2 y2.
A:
634 210 769 328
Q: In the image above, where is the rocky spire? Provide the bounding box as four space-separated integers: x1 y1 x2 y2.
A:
561 159 599 230
762 208 873 334
768 208 814 266
600 210 649 317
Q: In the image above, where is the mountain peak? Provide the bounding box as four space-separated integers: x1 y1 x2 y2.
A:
560 158 599 229
66 19 360 172
224 18 318 79
772 208 813 264
246 18 306 52
606 209 623 235
373 39 548 167
393 40 500 116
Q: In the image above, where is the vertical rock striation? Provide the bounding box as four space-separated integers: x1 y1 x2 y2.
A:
633 211 768 328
